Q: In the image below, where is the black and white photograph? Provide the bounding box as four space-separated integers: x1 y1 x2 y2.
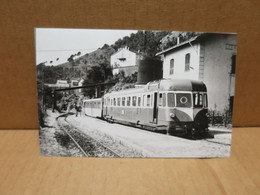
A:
35 28 236 158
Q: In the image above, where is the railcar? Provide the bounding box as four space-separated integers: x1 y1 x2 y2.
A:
103 79 209 135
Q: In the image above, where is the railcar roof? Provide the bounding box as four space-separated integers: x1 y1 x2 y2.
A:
83 98 102 102
104 79 206 97
158 79 207 92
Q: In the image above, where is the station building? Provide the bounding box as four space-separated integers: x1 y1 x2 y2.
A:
156 33 237 114
111 47 142 76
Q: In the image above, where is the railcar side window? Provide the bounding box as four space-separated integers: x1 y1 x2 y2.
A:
122 97 125 106
107 98 110 106
117 98 121 106
167 93 175 107
138 97 141 107
176 93 191 107
162 93 166 107
127 97 131 106
113 98 116 106
204 94 208 107
143 95 145 106
147 95 151 107
132 96 136 106
159 93 166 107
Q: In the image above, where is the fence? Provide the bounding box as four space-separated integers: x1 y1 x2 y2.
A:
208 110 233 128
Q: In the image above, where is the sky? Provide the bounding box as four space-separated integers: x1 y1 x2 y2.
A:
35 28 137 66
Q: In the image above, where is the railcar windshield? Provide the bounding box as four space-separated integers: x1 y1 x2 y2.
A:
193 93 208 108
175 93 192 107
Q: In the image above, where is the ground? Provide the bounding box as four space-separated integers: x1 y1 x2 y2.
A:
39 110 232 158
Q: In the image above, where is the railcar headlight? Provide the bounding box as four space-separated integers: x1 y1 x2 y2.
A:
169 113 175 118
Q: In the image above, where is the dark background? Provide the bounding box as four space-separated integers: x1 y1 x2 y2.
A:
0 0 259 129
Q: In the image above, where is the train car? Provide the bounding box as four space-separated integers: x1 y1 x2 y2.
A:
83 98 103 118
103 79 209 135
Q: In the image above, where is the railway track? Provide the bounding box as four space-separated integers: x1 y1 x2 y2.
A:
56 114 122 157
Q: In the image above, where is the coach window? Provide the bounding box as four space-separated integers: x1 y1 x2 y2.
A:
107 98 110 106
143 95 146 106
167 93 175 107
117 97 121 106
114 98 116 106
122 97 125 106
127 97 131 106
147 95 151 107
138 97 141 107
132 96 137 106
185 53 190 71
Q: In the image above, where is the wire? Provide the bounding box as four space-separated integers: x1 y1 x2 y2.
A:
37 48 99 52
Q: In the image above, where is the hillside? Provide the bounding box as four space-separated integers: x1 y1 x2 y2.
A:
36 45 115 83
36 30 200 85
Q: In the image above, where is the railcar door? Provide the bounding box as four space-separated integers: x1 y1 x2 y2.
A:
153 92 158 123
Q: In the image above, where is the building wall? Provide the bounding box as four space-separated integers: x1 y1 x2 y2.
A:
162 43 201 80
202 34 237 113
161 34 236 113
111 48 137 71
113 66 138 76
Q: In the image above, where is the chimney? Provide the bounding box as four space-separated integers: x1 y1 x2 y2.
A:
177 36 180 45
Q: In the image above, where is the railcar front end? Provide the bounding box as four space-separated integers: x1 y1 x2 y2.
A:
162 91 209 136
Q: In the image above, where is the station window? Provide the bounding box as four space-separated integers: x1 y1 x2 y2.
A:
147 95 151 107
159 93 166 107
185 53 190 71
127 97 131 106
138 97 141 107
132 96 137 106
117 97 121 106
170 59 174 75
122 97 125 106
